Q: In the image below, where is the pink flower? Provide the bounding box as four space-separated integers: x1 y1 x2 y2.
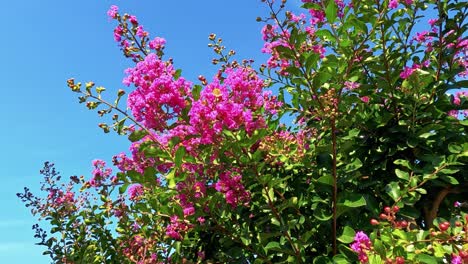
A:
448 110 458 118
129 15 138 25
389 0 398 8
136 25 148 38
451 255 462 264
124 53 191 131
149 37 166 50
351 231 371 263
183 206 195 217
400 63 421 79
128 184 144 200
428 19 438 27
414 31 429 43
113 26 123 42
344 81 360 91
107 5 118 19
454 201 461 207
214 171 250 207
360 96 370 103
89 159 112 187
165 215 193 240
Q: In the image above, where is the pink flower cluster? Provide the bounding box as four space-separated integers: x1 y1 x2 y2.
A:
165 215 193 240
350 231 371 263
214 171 250 207
400 60 429 79
128 184 144 201
261 7 327 74
107 5 118 19
389 0 414 9
453 91 468 106
175 177 206 217
188 67 277 144
107 5 165 62
48 189 75 208
124 53 191 131
89 159 112 187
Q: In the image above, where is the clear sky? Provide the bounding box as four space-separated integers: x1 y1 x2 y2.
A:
0 1 280 263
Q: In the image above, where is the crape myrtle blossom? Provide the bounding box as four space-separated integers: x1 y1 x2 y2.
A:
88 159 112 187
188 66 280 144
389 0 414 8
128 184 144 201
351 231 372 263
214 171 250 207
123 53 191 131
400 60 430 79
107 5 118 19
165 215 193 240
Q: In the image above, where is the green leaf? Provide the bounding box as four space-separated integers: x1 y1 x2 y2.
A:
119 183 130 194
341 194 366 208
314 205 333 221
317 175 333 186
373 239 386 258
415 254 438 264
448 143 462 153
460 119 468 126
166 170 176 188
385 182 401 201
192 84 202 100
343 158 363 173
332 255 348 264
337 226 355 243
174 146 185 168
264 241 280 252
395 169 409 181
368 254 383 264
392 229 407 240
394 159 411 169
174 69 182 80
440 175 459 185
128 129 148 142
316 29 336 43
314 256 332 264
325 0 338 23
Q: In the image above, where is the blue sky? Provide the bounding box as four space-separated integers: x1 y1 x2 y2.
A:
0 1 277 263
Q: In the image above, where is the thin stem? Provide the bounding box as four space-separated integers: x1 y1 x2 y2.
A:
84 92 171 157
331 118 338 256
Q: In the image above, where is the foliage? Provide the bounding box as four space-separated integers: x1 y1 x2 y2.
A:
18 0 468 263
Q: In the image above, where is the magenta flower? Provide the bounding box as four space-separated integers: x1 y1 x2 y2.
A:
428 19 438 27
360 96 370 103
128 184 144 200
107 5 118 19
129 15 138 25
136 25 148 37
454 201 462 207
183 206 195 217
149 37 166 50
351 231 371 263
344 81 360 91
451 255 462 264
389 0 398 9
214 171 250 207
